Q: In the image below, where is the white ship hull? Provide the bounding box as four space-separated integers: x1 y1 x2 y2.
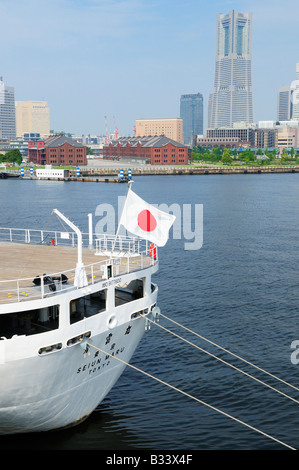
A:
0 313 150 435
0 216 160 435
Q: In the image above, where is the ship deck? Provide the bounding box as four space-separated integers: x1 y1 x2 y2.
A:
0 241 100 282
0 241 155 304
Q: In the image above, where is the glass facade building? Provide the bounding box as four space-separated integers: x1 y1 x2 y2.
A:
0 77 16 139
277 86 294 121
180 93 203 146
208 10 253 129
293 63 299 120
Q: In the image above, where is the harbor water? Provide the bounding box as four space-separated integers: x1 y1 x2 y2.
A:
1 173 299 450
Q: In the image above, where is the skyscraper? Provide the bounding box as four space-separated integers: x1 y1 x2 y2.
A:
208 10 253 128
293 63 299 120
16 101 50 138
277 86 294 121
180 93 203 145
0 77 16 139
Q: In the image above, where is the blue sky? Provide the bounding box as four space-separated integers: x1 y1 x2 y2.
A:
0 0 298 136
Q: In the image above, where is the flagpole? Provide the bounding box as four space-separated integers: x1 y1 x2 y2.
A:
111 179 134 254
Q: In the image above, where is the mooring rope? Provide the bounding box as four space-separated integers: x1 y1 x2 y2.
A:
138 313 299 407
158 312 299 394
87 341 296 450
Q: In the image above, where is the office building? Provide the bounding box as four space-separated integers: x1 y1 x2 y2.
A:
0 77 16 139
277 86 295 121
293 63 299 120
197 126 276 149
253 128 276 149
276 127 299 149
197 127 254 147
208 10 253 128
16 101 50 138
180 93 203 146
135 118 183 144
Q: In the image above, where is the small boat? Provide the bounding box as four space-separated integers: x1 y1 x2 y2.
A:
0 185 175 434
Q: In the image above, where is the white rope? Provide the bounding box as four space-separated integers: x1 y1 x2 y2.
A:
158 312 299 394
87 341 296 450
139 314 299 406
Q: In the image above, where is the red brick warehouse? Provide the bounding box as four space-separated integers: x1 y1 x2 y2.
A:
103 136 189 165
28 135 87 166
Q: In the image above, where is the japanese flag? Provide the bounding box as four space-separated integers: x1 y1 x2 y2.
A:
119 189 176 246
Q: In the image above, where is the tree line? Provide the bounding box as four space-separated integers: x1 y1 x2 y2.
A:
191 146 299 165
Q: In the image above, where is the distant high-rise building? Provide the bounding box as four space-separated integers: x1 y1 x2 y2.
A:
16 101 50 138
208 10 253 128
0 77 16 139
277 86 295 121
293 63 299 120
135 118 183 144
180 93 203 145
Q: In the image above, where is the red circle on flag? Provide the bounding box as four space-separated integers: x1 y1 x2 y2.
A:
137 210 157 232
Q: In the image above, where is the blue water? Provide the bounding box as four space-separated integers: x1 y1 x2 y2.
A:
1 174 299 450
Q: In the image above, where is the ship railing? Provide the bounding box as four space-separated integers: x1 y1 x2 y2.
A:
0 235 158 304
94 234 158 258
0 227 91 247
0 228 158 255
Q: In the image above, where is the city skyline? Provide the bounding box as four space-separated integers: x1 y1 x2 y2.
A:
0 0 298 136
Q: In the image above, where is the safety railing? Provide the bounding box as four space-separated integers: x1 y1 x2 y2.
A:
0 227 90 247
95 234 158 257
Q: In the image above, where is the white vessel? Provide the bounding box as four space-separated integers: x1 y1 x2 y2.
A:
0 187 174 435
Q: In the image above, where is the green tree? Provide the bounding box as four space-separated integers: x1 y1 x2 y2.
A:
281 148 289 163
221 149 232 165
240 149 255 162
191 150 201 161
213 146 222 158
5 149 22 165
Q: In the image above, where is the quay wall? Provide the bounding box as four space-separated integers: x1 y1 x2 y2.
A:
1 165 299 181
72 166 299 176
